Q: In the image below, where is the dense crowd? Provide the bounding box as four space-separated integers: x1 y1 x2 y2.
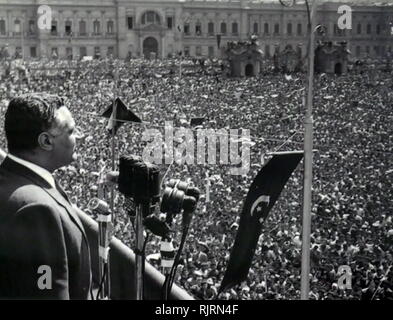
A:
0 56 392 300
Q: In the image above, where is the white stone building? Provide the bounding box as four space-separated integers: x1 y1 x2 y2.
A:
0 0 392 60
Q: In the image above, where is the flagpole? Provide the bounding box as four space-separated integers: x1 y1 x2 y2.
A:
110 68 118 227
21 19 25 60
300 0 318 300
179 53 183 79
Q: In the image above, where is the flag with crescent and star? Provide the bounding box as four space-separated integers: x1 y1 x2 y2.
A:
219 151 303 293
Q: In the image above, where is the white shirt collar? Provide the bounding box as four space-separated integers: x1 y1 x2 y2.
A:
7 153 56 189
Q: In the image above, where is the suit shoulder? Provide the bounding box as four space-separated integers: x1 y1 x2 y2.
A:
9 184 54 206
0 178 56 219
15 202 62 223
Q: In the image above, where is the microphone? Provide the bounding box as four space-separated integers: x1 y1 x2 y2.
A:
88 198 112 261
182 196 197 230
144 215 171 239
88 198 110 213
104 171 119 186
166 179 200 200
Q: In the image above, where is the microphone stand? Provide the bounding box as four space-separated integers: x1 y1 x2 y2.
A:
88 198 112 300
134 204 144 300
132 201 152 300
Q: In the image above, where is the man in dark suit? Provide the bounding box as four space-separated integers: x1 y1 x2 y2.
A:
0 93 92 299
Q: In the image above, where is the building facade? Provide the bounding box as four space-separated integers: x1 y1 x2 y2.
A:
0 0 392 60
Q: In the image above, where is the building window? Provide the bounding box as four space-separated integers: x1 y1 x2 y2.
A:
274 23 280 35
287 23 292 35
107 20 114 34
79 20 86 35
127 17 133 29
93 20 100 35
334 24 344 36
334 24 339 35
297 23 302 35
232 22 238 35
30 46 36 58
208 46 214 57
14 19 21 34
253 22 258 34
14 47 22 59
221 22 227 35
196 46 202 56
357 23 362 35
167 17 173 29
366 24 371 34
184 46 190 57
66 47 73 60
94 46 101 59
297 45 302 56
108 46 114 57
366 46 370 54
208 22 214 35
265 44 270 58
356 46 361 56
374 46 380 55
264 23 269 34
65 21 72 36
195 21 202 36
0 19 6 35
51 21 57 35
28 20 35 35
142 11 160 25
376 24 380 35
184 23 190 35
80 46 87 58
51 47 58 59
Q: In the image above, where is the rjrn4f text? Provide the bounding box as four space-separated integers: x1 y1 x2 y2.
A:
154 304 239 318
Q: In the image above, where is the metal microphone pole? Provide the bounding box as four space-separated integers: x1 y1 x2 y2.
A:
128 199 151 300
118 156 161 300
88 198 112 300
134 203 145 300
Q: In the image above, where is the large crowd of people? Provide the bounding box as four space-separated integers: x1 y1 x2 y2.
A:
0 55 392 300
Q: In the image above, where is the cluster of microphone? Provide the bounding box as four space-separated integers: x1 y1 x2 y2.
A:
88 155 200 275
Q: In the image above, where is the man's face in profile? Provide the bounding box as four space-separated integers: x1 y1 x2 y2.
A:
50 106 78 168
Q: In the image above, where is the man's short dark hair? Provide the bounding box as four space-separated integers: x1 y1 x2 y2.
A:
5 93 64 153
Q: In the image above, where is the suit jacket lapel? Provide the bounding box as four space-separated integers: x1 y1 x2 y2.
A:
1 157 87 241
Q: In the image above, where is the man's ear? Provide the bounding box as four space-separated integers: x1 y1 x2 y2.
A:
37 132 54 151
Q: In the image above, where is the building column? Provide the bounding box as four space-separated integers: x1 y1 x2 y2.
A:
86 11 91 36
161 34 166 59
58 10 63 38
240 10 248 40
101 10 105 36
140 35 143 57
7 10 12 37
